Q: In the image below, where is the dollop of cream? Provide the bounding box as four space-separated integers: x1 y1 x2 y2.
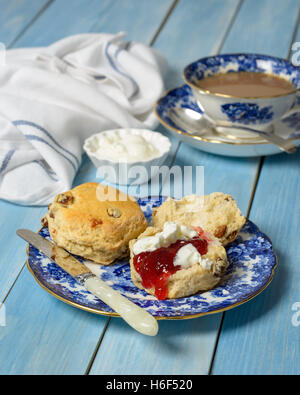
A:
133 222 213 271
132 222 198 255
173 243 199 268
174 243 213 270
90 130 160 162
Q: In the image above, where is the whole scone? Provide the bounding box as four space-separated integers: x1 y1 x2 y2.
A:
129 223 228 299
152 193 245 246
41 182 147 265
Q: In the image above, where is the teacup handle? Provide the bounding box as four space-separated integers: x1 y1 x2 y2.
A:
283 91 300 118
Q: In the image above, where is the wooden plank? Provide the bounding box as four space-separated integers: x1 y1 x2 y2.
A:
150 0 242 90
14 0 174 47
0 202 45 301
212 149 300 375
89 314 224 375
0 0 50 47
0 268 109 374
0 0 174 374
89 0 300 376
221 0 299 55
211 0 300 374
89 0 243 375
0 0 53 302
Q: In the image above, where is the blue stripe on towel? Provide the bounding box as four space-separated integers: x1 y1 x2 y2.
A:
0 149 15 173
32 160 59 182
13 120 80 167
105 42 138 99
25 135 77 171
94 75 106 80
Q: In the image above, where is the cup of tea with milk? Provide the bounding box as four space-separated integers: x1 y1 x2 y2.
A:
183 54 300 136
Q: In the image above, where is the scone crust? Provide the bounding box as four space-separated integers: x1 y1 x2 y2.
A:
129 226 228 299
152 193 245 246
42 182 147 264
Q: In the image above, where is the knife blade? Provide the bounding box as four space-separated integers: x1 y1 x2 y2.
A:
17 229 158 336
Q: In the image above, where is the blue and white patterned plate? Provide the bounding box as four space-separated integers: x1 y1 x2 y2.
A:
27 196 277 319
155 84 300 157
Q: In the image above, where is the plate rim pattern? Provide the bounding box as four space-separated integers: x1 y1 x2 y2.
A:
26 195 278 320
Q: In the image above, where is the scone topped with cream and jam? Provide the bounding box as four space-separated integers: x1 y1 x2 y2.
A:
152 193 245 246
41 182 147 265
129 222 228 300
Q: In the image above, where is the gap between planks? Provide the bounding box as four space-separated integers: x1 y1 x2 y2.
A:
7 0 54 49
150 0 179 46
85 317 112 375
212 0 243 54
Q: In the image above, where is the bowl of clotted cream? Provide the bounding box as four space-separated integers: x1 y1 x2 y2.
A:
83 128 171 185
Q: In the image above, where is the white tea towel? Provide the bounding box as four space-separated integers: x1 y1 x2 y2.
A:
0 32 167 206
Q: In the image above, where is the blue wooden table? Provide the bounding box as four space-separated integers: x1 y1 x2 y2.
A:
1 0 300 375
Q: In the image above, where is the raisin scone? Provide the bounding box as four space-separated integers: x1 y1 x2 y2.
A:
41 182 147 265
152 193 245 246
129 222 228 300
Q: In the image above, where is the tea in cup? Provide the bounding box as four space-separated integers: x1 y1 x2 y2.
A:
183 54 300 133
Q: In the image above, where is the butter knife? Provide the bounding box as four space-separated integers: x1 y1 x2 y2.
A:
17 229 158 336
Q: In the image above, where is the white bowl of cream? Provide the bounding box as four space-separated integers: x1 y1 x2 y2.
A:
83 128 171 185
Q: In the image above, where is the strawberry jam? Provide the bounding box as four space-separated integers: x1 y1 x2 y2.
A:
133 237 208 300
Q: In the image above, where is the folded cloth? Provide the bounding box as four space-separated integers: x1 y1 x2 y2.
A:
0 32 167 206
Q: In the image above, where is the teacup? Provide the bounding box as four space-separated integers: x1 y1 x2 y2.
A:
183 53 300 133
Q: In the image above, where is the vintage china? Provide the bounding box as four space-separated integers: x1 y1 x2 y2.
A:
183 53 300 133
27 196 277 319
168 107 297 154
83 129 171 185
155 84 300 157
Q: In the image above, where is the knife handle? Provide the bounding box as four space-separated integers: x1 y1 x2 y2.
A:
84 276 158 336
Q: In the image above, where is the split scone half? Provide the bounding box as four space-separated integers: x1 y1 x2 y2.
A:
41 182 147 265
152 192 246 246
129 222 228 300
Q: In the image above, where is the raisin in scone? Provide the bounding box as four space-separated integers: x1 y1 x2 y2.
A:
41 182 147 265
152 193 245 246
129 222 228 300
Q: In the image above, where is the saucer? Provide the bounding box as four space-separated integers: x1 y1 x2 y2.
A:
155 84 300 157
